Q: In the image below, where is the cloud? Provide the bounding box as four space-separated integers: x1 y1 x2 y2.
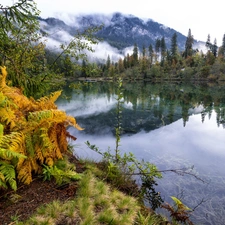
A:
52 12 113 28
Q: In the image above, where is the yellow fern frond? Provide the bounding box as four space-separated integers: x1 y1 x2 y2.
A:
65 115 84 130
16 157 26 172
30 157 41 174
17 159 32 184
56 123 68 153
0 171 5 182
48 124 63 158
0 66 7 87
45 157 54 167
36 91 62 110
49 91 62 103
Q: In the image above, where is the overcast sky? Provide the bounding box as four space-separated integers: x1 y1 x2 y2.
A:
2 0 224 45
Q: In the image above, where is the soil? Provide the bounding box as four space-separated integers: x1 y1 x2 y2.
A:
0 154 85 225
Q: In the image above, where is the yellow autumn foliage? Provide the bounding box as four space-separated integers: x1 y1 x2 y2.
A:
0 66 83 187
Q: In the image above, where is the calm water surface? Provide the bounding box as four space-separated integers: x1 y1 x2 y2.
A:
56 81 225 225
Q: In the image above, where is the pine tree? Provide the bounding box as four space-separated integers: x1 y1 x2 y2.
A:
148 44 154 65
206 34 212 50
81 59 87 78
133 43 138 65
171 32 178 58
106 55 111 69
155 39 161 61
183 29 194 58
142 45 146 57
160 37 167 64
221 34 225 58
212 38 218 57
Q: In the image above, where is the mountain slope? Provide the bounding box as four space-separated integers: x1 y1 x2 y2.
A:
39 12 205 56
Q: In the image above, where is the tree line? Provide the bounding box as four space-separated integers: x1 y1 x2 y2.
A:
76 29 225 82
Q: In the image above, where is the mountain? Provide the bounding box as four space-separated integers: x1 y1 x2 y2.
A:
39 12 205 60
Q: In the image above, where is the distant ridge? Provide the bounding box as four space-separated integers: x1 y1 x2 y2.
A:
39 12 205 53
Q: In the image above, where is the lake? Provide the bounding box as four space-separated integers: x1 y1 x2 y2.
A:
56 81 225 225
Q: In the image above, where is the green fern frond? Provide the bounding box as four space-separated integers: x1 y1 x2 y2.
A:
0 124 3 137
28 110 52 123
0 125 26 161
25 134 35 157
42 165 81 185
0 161 17 190
0 132 27 159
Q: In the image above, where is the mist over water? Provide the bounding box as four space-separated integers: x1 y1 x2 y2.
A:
56 81 225 224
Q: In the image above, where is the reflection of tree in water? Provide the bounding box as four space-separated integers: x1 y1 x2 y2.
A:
121 81 225 128
59 81 225 134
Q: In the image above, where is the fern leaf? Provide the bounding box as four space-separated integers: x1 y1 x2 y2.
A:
171 196 191 211
17 159 32 185
0 161 17 190
0 66 7 87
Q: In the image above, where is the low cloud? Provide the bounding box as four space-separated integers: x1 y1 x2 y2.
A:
40 16 134 63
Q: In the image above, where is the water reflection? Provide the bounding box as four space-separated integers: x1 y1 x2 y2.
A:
56 81 225 225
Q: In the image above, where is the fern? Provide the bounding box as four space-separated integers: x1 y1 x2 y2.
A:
0 67 83 188
42 165 82 185
0 161 17 190
0 124 26 160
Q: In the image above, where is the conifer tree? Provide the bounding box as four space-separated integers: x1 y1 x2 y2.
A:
160 37 167 64
155 39 161 61
183 29 194 58
170 32 178 58
106 55 111 69
133 43 139 65
142 45 146 57
212 38 218 57
206 34 212 50
148 44 154 65
221 34 225 58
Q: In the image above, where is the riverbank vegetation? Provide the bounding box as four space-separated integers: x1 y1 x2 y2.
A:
0 0 218 224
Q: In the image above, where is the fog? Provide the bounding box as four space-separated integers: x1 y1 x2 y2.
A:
40 17 133 62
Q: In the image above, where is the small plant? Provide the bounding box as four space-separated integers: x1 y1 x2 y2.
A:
86 77 163 210
162 196 194 225
42 164 82 185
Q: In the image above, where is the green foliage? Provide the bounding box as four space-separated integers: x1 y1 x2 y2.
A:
0 1 102 97
0 161 17 190
0 0 47 97
42 164 82 185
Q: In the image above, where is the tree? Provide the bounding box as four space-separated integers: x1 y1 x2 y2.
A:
170 32 178 60
0 0 46 97
148 44 154 65
205 34 212 51
118 58 124 73
142 45 146 57
0 0 100 97
160 37 167 64
183 29 194 58
132 43 139 65
106 55 111 69
155 38 161 61
212 38 218 57
222 34 225 58
81 59 87 78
